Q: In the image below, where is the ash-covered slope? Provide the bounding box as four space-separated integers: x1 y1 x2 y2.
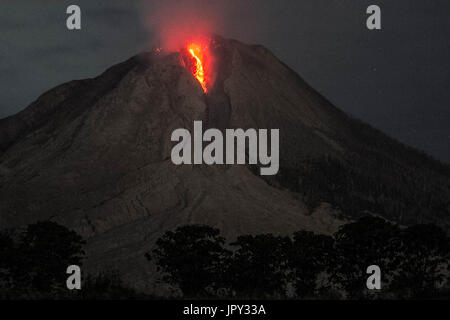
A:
0 36 449 291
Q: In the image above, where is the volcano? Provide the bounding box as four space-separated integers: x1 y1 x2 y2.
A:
0 36 449 292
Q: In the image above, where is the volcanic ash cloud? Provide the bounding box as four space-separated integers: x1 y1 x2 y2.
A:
142 0 223 52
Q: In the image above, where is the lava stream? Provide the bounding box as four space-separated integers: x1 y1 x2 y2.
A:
187 43 208 93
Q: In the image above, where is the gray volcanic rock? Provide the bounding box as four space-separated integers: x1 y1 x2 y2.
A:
0 36 448 292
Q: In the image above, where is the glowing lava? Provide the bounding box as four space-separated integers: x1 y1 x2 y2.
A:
187 43 208 93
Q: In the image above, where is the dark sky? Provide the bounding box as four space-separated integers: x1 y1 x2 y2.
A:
0 0 449 163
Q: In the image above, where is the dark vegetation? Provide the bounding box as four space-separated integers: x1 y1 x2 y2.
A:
249 115 450 230
1 218 449 299
0 221 141 299
270 154 450 228
0 221 85 298
149 218 450 299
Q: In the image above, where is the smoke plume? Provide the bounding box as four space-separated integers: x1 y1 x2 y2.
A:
141 0 264 52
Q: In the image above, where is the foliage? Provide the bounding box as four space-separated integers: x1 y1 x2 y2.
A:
149 218 450 299
17 221 85 294
289 231 334 298
329 217 401 298
227 234 291 298
79 271 143 300
2 218 449 300
271 154 450 228
0 231 15 291
390 224 450 298
146 225 230 298
0 221 85 298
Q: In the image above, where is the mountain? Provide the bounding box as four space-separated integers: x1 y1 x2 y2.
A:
0 36 449 292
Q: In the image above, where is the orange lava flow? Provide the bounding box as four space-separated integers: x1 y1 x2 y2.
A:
187 43 208 93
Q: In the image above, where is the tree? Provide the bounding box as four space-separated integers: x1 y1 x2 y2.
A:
228 234 291 298
80 271 141 300
147 225 230 297
330 216 400 298
0 231 15 294
16 221 85 294
147 220 450 299
390 224 450 298
289 231 334 298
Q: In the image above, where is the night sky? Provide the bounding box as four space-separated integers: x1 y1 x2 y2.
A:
0 0 448 163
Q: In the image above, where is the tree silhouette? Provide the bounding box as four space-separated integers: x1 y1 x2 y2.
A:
0 221 85 296
147 225 230 298
227 234 291 298
80 271 142 300
389 224 450 298
289 231 334 298
146 218 450 299
330 216 400 298
0 231 15 293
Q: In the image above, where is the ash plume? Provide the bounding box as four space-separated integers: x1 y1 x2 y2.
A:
140 0 263 51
